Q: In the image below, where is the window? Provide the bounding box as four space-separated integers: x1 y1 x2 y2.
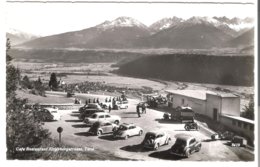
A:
232 120 236 126
182 99 185 105
250 125 254 131
99 115 105 118
105 115 111 118
243 123 248 129
237 121 242 128
189 139 196 145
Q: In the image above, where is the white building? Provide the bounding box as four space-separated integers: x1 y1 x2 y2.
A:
166 90 254 144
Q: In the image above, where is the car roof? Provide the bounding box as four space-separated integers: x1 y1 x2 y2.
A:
146 131 165 136
94 112 108 115
176 135 194 141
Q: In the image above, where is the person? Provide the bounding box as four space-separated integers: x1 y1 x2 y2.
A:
85 99 88 105
108 105 112 113
97 98 100 104
88 98 91 103
105 98 108 102
136 105 141 118
142 104 146 114
93 98 96 103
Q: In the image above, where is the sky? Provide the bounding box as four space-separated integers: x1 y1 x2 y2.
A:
5 1 256 36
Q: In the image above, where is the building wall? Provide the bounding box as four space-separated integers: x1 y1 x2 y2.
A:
206 94 222 121
221 97 240 116
220 116 254 143
168 93 206 115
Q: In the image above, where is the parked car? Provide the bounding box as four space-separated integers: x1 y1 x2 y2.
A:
88 121 118 136
78 103 104 120
35 107 61 121
115 101 129 109
163 106 195 123
113 123 143 139
230 135 247 147
211 131 235 141
142 131 171 150
79 103 102 113
170 135 202 158
84 113 121 126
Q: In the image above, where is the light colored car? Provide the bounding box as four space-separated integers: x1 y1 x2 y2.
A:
42 107 61 121
116 101 129 109
88 121 118 136
84 112 121 125
113 123 143 139
142 131 171 150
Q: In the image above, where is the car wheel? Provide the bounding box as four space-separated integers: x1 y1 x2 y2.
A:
185 149 191 158
114 120 119 125
124 135 129 140
139 130 143 136
97 130 102 136
154 143 159 150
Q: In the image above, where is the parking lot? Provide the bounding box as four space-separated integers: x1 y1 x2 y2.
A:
43 93 254 161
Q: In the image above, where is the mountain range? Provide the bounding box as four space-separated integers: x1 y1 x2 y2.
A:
10 16 254 50
6 29 40 45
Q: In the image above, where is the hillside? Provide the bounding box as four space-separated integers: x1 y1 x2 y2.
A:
117 54 254 86
17 16 254 50
226 28 254 47
10 48 144 63
138 22 232 49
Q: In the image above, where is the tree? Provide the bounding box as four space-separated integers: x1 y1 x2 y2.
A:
49 73 58 90
241 98 254 120
6 39 50 159
21 75 32 89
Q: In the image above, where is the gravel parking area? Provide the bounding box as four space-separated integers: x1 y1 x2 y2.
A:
43 92 254 161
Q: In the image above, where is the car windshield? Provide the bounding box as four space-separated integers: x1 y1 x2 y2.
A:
175 139 187 147
118 125 128 131
51 111 57 113
145 133 156 140
90 114 97 119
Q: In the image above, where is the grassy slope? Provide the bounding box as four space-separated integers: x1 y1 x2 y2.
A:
16 90 73 104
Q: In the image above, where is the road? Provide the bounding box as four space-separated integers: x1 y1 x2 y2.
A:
43 92 254 161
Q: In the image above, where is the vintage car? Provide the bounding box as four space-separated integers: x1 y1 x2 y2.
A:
35 107 61 121
170 135 202 158
78 103 104 120
142 131 171 150
113 123 143 139
116 100 129 109
79 103 102 113
88 121 118 136
211 131 235 141
230 135 247 147
84 112 121 126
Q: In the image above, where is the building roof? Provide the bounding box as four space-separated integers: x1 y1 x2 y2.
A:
221 114 254 124
165 90 210 100
165 90 238 100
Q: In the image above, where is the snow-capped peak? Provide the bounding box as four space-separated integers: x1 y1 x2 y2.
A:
7 28 41 39
96 16 147 30
149 17 183 32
